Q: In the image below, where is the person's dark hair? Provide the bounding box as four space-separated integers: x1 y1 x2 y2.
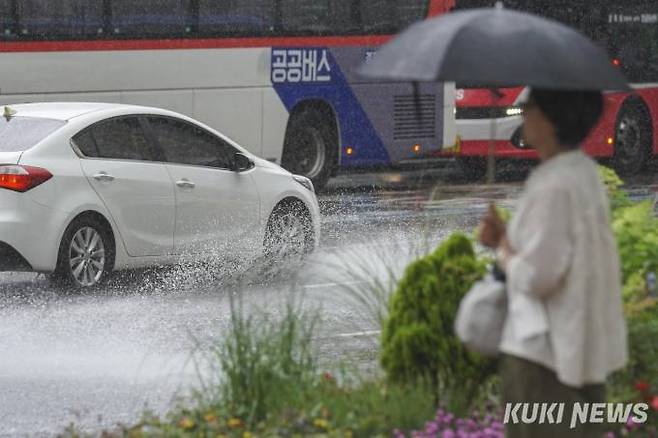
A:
528 89 604 148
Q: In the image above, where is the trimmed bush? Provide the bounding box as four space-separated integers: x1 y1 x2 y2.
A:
598 166 658 313
380 233 494 412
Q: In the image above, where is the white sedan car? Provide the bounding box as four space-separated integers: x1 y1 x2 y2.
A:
0 102 320 288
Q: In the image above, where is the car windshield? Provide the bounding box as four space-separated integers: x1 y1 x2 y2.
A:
0 116 66 152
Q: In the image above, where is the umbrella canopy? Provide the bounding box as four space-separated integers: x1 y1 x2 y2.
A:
359 6 629 91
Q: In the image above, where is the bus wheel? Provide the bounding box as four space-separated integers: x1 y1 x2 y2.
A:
613 102 652 176
457 157 488 181
282 109 337 191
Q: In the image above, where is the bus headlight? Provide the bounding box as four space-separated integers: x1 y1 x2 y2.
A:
505 107 523 117
293 175 315 193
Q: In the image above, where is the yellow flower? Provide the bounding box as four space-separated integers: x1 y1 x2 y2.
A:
228 418 243 428
344 430 353 438
204 413 219 424
243 432 253 438
313 418 329 430
178 416 195 430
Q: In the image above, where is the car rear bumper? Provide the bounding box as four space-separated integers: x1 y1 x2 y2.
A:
0 242 33 271
0 188 68 272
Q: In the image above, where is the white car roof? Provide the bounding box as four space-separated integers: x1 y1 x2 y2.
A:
5 102 168 121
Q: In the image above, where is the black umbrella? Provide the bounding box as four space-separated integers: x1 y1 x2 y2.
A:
359 5 629 91
360 4 629 183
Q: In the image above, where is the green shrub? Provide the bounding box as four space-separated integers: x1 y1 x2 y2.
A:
609 307 658 404
613 201 658 303
598 165 633 213
601 166 658 401
380 233 494 413
596 166 658 314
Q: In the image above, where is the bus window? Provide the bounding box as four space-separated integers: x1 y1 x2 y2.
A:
198 0 275 36
280 0 332 35
279 0 359 35
360 0 429 34
16 0 103 39
398 0 433 27
109 0 193 38
1 0 13 38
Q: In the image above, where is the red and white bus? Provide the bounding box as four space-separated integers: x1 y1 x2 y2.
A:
0 0 457 190
448 0 658 179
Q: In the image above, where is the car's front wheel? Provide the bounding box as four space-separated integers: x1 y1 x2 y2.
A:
52 216 114 288
263 202 314 263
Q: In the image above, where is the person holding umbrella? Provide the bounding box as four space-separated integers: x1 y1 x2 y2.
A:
479 87 627 438
361 4 628 437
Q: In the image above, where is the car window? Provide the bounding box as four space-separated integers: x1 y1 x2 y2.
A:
90 117 158 161
147 116 237 169
0 116 66 152
71 129 99 157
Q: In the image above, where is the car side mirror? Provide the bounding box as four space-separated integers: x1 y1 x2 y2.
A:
231 153 254 172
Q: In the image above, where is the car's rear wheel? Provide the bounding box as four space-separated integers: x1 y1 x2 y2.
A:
264 202 314 262
52 216 115 288
613 102 652 176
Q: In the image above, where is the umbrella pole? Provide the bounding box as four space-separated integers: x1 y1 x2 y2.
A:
486 88 503 184
486 122 496 184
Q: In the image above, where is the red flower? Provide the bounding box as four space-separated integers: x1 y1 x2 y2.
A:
323 372 334 382
635 381 650 393
651 396 658 412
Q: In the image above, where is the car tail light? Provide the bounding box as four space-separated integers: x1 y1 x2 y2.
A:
0 165 52 192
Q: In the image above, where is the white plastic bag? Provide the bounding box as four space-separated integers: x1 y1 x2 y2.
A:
455 274 507 356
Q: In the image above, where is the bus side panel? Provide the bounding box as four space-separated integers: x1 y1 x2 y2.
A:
0 49 271 94
0 48 272 158
0 94 47 105
334 47 447 165
262 88 290 163
271 47 391 167
192 88 264 156
271 47 449 167
350 81 446 163
580 93 626 158
120 90 194 121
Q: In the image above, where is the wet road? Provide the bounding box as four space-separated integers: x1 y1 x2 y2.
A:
0 165 655 436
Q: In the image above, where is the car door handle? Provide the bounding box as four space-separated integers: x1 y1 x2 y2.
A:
176 179 196 189
93 172 115 182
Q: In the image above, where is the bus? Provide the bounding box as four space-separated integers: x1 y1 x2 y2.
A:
0 0 457 190
449 0 658 179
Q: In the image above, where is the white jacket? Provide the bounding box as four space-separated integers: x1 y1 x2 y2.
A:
499 150 628 387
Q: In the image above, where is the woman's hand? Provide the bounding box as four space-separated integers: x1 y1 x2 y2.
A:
479 203 507 249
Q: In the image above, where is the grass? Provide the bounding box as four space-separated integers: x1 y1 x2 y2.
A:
65 284 439 437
